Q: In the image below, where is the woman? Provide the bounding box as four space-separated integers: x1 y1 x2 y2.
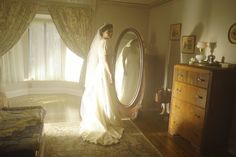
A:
79 24 124 145
120 39 139 104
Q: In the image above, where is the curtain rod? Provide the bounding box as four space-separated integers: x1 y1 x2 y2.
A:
38 0 96 10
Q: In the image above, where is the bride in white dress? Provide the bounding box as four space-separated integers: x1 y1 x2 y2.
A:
79 24 124 145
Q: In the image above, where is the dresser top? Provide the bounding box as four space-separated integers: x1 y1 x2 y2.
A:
176 63 236 72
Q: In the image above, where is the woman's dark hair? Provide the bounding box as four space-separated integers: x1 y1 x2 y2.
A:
99 24 113 36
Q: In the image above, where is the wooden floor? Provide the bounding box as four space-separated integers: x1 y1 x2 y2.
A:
133 107 235 157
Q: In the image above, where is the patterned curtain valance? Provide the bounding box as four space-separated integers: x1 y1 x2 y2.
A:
48 5 94 58
0 0 38 57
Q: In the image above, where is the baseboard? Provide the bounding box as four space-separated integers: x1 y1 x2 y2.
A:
6 88 29 98
28 87 83 96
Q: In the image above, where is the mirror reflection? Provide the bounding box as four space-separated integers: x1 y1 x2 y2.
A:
114 29 142 107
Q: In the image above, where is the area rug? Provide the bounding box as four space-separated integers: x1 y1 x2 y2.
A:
43 120 163 157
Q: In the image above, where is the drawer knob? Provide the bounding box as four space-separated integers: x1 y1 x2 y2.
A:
176 88 182 92
178 74 183 78
175 105 180 109
197 77 205 82
194 114 201 119
196 95 203 99
193 132 199 137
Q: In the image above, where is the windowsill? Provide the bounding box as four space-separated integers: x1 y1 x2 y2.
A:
1 80 84 98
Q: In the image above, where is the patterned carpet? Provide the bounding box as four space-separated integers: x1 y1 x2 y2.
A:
43 120 163 157
9 94 163 157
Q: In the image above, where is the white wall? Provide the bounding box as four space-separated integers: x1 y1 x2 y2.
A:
207 0 236 63
149 0 236 83
95 2 149 53
149 0 236 154
148 0 212 88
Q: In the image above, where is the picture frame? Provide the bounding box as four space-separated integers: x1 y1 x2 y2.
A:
181 35 196 54
170 23 181 40
0 0 5 18
228 23 236 44
0 0 6 30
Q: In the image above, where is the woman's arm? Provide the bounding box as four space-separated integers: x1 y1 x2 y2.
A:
122 48 128 76
104 54 113 84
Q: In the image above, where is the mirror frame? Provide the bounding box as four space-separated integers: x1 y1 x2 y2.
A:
113 27 145 118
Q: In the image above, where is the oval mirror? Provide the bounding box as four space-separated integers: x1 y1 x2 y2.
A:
114 28 144 118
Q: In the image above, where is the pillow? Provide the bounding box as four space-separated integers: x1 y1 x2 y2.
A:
0 92 8 109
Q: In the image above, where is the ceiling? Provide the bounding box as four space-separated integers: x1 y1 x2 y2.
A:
103 0 172 7
108 0 159 4
39 0 173 7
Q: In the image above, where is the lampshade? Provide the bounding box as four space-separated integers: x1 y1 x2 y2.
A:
208 42 216 50
196 42 207 49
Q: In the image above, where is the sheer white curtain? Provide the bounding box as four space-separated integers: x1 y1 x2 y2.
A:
28 19 65 80
28 15 84 82
0 33 26 84
0 14 84 85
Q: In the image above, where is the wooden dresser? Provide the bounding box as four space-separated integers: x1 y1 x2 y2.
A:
168 64 236 155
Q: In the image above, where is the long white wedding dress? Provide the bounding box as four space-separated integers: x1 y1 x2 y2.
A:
79 26 124 145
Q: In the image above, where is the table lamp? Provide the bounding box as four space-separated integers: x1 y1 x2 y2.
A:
196 41 207 63
207 42 216 64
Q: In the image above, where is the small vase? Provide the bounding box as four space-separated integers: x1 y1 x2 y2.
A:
207 54 215 64
196 54 206 63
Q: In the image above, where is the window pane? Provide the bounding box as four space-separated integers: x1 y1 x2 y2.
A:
29 21 46 80
65 48 84 82
0 14 84 85
28 14 84 82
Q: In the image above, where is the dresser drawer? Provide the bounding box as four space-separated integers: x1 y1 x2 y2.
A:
174 65 210 89
187 105 205 146
172 82 187 101
174 68 187 83
168 99 185 135
188 70 210 89
169 99 205 146
173 81 207 108
187 85 207 108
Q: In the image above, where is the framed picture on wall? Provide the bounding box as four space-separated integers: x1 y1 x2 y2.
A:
170 23 181 40
181 35 196 54
0 0 6 30
228 23 236 44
